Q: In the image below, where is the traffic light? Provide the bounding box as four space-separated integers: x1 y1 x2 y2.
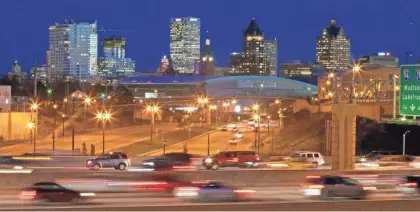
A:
47 88 53 95
100 93 106 99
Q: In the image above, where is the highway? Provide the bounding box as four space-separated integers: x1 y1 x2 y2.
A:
0 124 178 156
151 122 267 156
1 186 420 211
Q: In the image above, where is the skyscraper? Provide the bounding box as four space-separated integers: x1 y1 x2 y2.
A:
199 32 215 76
264 39 278 77
8 60 27 83
316 20 350 72
238 18 269 76
47 19 98 82
170 17 200 74
97 36 135 79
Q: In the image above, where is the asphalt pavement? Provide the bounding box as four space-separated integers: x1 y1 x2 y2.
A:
0 124 178 156
1 186 420 211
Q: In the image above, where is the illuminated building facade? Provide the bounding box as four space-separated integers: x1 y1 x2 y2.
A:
97 36 135 79
157 55 169 73
226 52 242 75
316 20 350 72
358 52 399 70
199 32 215 76
264 39 278 77
280 61 313 77
170 17 200 74
47 19 98 82
238 18 269 76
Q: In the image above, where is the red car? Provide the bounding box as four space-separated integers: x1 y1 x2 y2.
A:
203 151 260 170
130 176 209 193
20 182 94 204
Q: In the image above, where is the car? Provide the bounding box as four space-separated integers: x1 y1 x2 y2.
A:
174 181 255 202
220 126 228 131
203 151 260 170
396 175 420 194
130 175 207 194
301 175 376 199
20 182 95 204
142 152 202 169
86 152 130 171
228 137 238 144
358 150 397 162
235 132 244 139
291 151 325 166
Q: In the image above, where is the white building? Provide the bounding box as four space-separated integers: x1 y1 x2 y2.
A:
359 52 399 70
316 20 351 72
264 39 278 77
170 17 200 74
47 19 98 82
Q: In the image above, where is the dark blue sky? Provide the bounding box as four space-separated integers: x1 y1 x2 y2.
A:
0 0 419 75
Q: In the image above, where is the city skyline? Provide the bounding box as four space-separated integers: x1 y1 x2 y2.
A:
0 0 419 76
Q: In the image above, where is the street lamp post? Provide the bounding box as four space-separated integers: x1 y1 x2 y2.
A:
351 65 360 103
146 105 159 143
84 97 91 132
28 121 34 145
403 130 410 155
267 116 271 132
97 112 111 154
62 114 65 136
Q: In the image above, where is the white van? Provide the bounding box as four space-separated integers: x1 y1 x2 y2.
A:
291 151 325 165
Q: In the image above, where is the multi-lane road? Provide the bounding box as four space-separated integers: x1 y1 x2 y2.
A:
1 185 420 211
0 124 179 156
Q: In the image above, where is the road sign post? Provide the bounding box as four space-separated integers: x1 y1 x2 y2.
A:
400 65 420 117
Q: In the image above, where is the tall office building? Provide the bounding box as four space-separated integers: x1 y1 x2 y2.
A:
97 36 135 78
199 32 215 76
170 17 200 74
238 18 269 76
226 52 242 75
157 55 169 73
316 20 350 72
264 39 278 77
358 52 399 70
47 19 98 82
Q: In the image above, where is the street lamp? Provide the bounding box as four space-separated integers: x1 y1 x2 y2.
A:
53 104 58 109
197 97 209 127
231 99 237 105
30 103 39 119
267 115 271 132
351 64 361 103
403 130 410 155
63 98 68 114
84 97 92 131
210 105 217 123
61 114 65 136
253 113 260 152
252 104 259 111
274 99 280 105
146 104 159 143
97 111 111 154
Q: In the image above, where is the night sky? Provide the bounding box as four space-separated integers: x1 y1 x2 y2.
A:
0 0 419 75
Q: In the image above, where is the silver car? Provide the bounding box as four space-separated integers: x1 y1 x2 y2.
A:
86 152 130 171
301 175 376 199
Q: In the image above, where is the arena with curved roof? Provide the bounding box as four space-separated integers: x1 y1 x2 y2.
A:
118 75 317 99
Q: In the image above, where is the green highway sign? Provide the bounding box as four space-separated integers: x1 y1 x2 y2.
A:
400 65 420 116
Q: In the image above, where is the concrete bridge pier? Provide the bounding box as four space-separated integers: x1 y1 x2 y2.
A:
331 103 381 170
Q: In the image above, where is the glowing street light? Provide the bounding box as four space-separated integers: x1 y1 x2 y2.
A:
83 97 92 131
96 111 111 154
252 104 260 111
53 104 58 109
146 104 159 143
328 72 334 78
351 64 361 102
61 114 66 136
231 99 238 105
274 99 280 105
27 122 34 129
209 105 217 110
